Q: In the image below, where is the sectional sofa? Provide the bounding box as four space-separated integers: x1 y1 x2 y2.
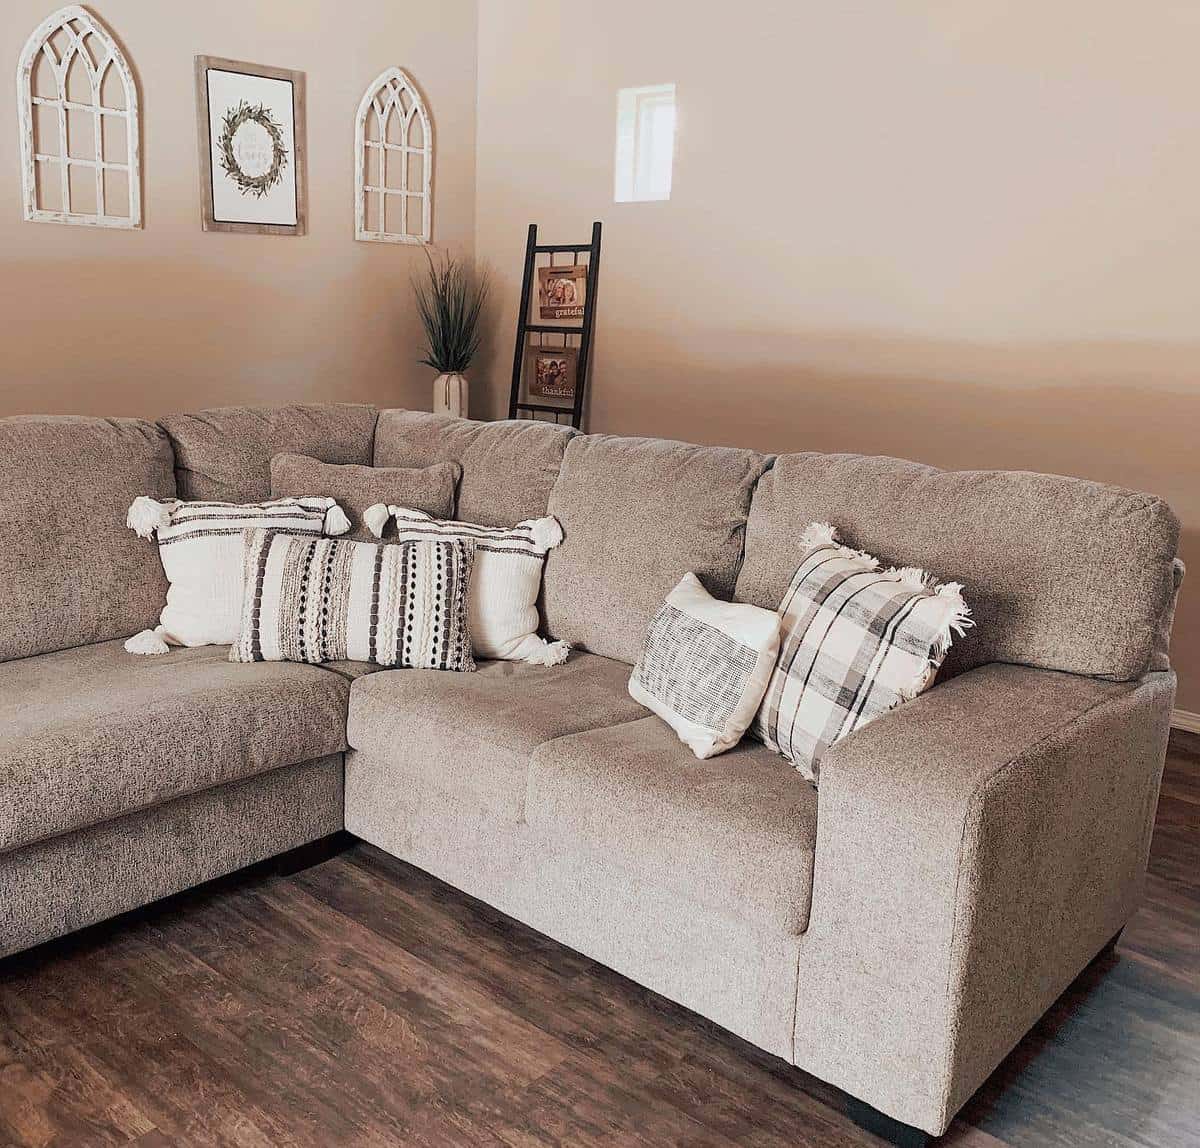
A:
0 403 1183 1139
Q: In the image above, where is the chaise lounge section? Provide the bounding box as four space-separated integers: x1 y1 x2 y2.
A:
0 403 1182 1139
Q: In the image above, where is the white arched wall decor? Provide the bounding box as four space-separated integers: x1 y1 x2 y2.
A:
355 67 432 244
16 4 141 228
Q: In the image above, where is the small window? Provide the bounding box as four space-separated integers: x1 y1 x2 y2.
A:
614 83 675 203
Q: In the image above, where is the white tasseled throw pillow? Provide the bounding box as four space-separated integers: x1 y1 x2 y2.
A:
124 495 349 653
629 572 782 760
384 505 568 665
230 530 475 671
753 522 973 784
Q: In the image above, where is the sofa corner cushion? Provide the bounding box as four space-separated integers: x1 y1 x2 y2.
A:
0 639 350 856
372 409 576 527
735 452 1181 681
346 653 647 823
527 715 817 935
160 403 378 502
0 414 175 663
542 434 772 664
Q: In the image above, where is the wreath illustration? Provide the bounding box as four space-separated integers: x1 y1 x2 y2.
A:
218 100 288 199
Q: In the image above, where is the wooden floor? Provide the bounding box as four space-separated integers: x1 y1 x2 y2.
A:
1 737 1197 1148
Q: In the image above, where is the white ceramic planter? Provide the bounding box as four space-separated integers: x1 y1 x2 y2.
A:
432 372 468 418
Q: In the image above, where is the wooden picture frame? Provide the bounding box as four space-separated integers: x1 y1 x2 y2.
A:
195 55 307 236
537 264 586 320
526 345 578 401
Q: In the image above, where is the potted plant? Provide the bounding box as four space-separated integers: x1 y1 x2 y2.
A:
413 250 489 418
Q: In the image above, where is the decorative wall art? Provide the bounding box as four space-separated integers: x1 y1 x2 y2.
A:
195 56 306 235
355 67 433 244
16 4 141 228
537 264 586 319
527 346 578 400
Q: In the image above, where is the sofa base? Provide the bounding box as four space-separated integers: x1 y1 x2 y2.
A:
344 747 801 1059
0 754 345 960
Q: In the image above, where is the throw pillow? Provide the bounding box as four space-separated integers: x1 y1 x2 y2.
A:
230 529 475 670
124 495 349 654
388 505 568 665
269 453 460 540
628 572 782 759
753 522 973 783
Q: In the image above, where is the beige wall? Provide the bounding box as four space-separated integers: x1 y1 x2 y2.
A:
474 0 1200 711
0 0 477 417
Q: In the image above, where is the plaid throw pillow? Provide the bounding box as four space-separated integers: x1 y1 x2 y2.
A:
630 572 781 759
753 522 972 783
230 529 475 671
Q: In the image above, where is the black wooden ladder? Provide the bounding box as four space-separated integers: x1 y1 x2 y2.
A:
507 221 602 430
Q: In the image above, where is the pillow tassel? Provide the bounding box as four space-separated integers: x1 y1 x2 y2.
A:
363 503 390 539
124 627 170 655
126 496 172 539
324 504 351 536
801 521 839 550
522 516 564 552
522 638 571 667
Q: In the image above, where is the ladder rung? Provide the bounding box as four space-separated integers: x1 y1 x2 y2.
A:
533 243 592 254
515 402 573 415
524 323 584 335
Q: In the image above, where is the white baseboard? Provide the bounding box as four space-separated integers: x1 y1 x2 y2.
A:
1171 708 1200 735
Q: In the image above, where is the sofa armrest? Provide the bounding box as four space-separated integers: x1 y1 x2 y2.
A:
792 662 1174 1135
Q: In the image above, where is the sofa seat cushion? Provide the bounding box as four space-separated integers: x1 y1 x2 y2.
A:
527 716 818 935
0 639 350 856
346 654 647 823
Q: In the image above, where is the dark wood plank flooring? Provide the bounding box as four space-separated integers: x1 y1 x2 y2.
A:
1 734 1197 1147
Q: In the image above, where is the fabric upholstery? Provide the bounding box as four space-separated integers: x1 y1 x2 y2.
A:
736 453 1181 682
543 434 771 664
270 452 459 540
231 532 476 671
528 716 817 934
346 654 646 822
372 409 576 527
0 639 349 855
792 663 1174 1134
161 404 377 502
344 748 801 1060
0 415 175 663
509 845 803 1061
1 755 343 960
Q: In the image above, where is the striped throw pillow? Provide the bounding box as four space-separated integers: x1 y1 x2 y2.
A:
629 572 781 759
230 529 475 671
388 506 568 665
753 522 972 784
125 495 349 652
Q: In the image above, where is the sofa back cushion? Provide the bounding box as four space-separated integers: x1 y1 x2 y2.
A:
0 415 175 662
372 410 576 527
735 452 1181 682
160 403 378 502
543 434 771 664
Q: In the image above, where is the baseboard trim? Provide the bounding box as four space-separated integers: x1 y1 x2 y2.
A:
1171 708 1200 735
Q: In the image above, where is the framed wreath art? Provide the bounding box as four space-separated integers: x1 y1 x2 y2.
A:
195 56 307 235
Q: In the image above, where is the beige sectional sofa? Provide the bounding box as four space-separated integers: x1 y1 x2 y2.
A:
0 403 1182 1140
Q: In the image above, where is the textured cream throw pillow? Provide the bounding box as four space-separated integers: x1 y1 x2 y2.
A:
230 530 475 671
629 572 782 759
386 505 567 665
124 495 349 653
753 522 973 783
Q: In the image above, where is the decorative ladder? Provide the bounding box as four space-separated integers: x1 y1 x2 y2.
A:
508 221 602 430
